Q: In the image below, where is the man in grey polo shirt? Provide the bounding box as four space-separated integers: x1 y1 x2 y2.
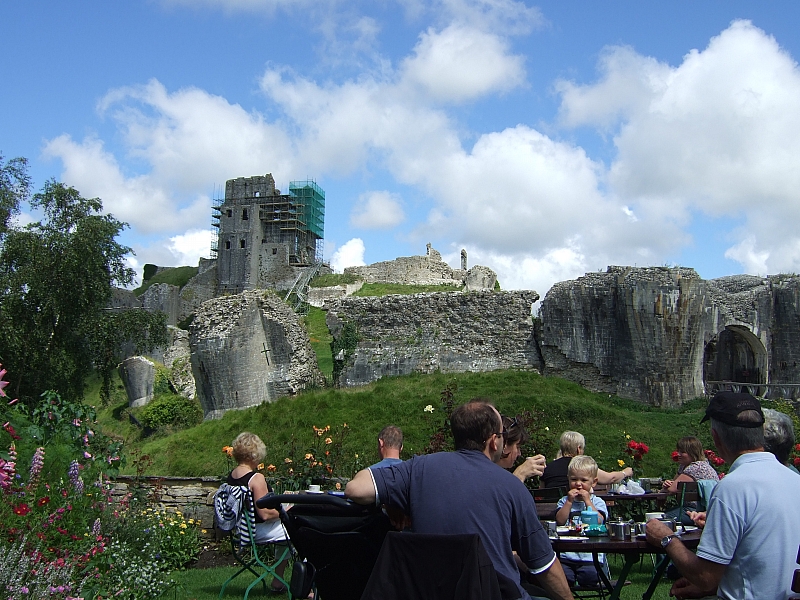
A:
646 391 800 599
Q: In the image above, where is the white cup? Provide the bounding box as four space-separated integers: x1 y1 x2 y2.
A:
308 484 321 493
645 512 665 521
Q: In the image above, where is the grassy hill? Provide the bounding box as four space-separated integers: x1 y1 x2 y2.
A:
90 369 717 480
133 265 199 296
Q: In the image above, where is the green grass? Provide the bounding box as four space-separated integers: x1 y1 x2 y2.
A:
303 307 333 378
167 554 675 599
352 282 463 296
91 369 713 478
134 265 200 296
168 566 289 599
309 272 362 287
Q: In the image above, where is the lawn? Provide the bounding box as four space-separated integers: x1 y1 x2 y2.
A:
170 555 678 599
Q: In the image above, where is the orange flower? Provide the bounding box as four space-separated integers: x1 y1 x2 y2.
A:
325 437 332 445
305 453 314 460
257 463 265 471
222 446 233 457
266 464 277 472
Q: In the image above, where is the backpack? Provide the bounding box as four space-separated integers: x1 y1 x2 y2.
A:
214 483 248 532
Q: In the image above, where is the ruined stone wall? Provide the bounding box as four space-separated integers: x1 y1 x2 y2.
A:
538 267 709 407
326 290 539 386
307 281 365 307
767 278 800 384
190 290 324 419
140 283 181 326
344 244 466 286
538 267 800 406
180 263 218 323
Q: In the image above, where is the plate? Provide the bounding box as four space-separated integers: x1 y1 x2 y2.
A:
556 526 571 534
305 489 324 494
683 526 698 532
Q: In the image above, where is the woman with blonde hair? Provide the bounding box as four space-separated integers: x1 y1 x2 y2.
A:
541 431 633 489
227 432 289 592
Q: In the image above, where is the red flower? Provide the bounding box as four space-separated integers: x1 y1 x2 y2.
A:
794 457 800 467
712 457 725 466
704 449 714 458
37 496 50 507
13 503 30 516
671 451 680 462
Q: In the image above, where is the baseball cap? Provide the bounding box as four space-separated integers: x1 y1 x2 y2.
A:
700 391 764 428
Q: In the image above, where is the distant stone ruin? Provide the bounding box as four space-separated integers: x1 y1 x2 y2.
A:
189 290 324 419
343 243 497 290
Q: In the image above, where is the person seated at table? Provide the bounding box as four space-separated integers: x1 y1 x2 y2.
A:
662 436 719 525
554 456 609 589
496 414 547 482
763 408 800 475
542 431 632 490
227 432 290 593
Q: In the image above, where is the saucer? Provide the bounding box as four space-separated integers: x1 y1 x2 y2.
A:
306 489 324 494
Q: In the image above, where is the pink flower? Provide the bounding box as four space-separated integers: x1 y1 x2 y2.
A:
84 452 92 459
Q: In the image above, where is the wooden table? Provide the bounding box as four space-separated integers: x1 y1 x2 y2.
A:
551 529 701 600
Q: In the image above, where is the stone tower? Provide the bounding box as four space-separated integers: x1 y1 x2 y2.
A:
213 174 325 293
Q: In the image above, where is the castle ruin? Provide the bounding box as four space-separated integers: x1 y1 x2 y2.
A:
213 174 326 293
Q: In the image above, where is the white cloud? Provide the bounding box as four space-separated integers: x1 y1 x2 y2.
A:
400 24 525 103
350 191 405 229
556 20 800 275
331 238 366 273
168 229 214 265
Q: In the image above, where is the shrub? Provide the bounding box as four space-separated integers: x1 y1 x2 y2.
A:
137 395 203 433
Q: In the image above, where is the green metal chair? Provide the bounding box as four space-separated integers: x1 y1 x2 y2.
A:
218 488 292 600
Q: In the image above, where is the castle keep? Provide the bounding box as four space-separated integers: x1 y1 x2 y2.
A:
213 174 325 293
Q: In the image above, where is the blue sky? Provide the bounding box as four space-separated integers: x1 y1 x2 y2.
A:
3 1 800 297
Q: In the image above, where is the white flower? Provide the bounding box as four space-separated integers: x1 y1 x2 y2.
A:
424 405 434 413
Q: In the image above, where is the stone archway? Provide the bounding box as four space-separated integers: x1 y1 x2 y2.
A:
704 325 767 386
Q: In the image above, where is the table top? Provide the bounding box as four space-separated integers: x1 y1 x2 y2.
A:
551 529 701 553
597 491 670 502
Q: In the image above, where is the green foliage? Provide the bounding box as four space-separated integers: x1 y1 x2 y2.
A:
309 272 362 287
0 173 167 407
494 279 501 291
353 282 463 296
100 370 712 480
331 320 359 383
133 265 199 296
136 395 203 434
142 264 159 282
303 307 333 378
0 154 30 238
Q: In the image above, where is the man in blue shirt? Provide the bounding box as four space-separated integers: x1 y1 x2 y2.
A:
369 425 404 469
646 392 800 600
346 400 573 600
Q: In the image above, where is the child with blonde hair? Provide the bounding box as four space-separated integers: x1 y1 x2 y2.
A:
555 455 609 588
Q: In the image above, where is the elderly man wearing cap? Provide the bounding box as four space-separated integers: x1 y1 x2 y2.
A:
646 391 800 599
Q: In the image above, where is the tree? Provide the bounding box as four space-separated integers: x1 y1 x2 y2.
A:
0 157 167 406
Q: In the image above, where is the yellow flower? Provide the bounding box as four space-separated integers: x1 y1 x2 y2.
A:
617 459 626 467
267 464 277 472
545 426 549 431
625 434 631 440
180 531 185 535
324 438 332 445
305 453 314 460
284 458 292 463
257 463 265 471
424 404 434 413
201 529 208 534
180 523 187 529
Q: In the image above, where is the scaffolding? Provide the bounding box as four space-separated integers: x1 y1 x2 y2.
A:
254 179 325 266
210 193 223 259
